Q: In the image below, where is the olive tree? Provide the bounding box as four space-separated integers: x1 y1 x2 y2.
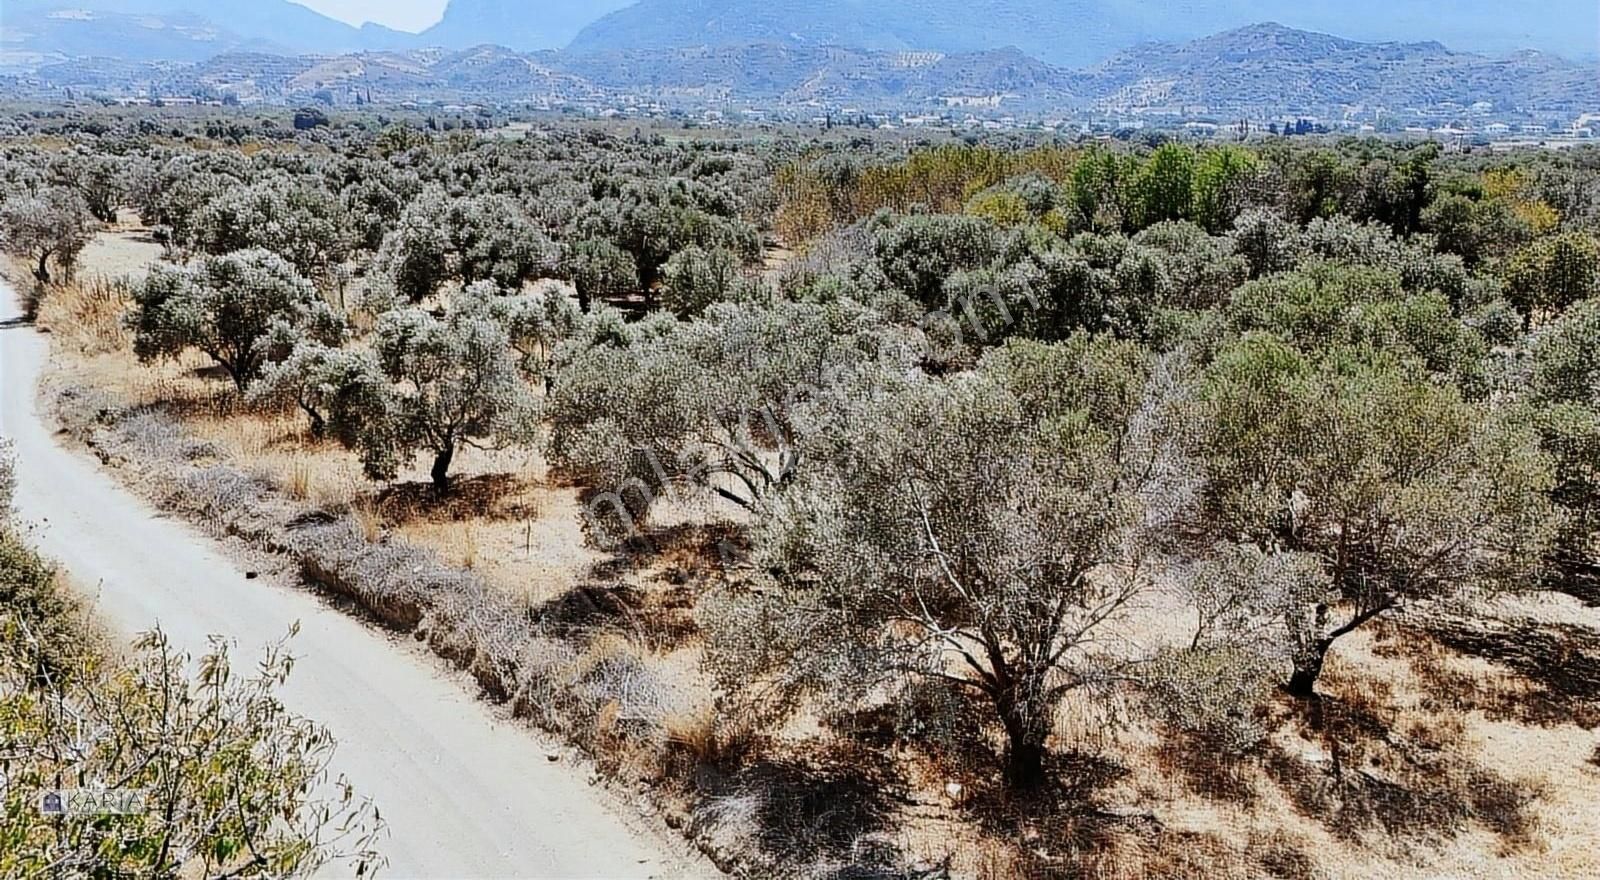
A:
1502 232 1600 327
130 249 336 391
455 279 582 382
188 178 354 283
137 152 249 249
1228 209 1305 279
445 194 560 290
660 245 745 318
375 192 451 301
577 179 760 293
1526 299 1600 593
377 190 558 301
248 342 388 441
562 237 639 312
51 149 129 223
871 212 1004 309
545 300 918 541
356 303 541 491
1195 336 1555 696
710 335 1179 788
0 186 95 284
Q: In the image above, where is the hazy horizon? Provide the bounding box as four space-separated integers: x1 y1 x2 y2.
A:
294 0 447 31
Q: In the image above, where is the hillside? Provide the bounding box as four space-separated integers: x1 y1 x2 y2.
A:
4 0 1596 68
554 44 1078 107
23 24 1597 115
567 0 1600 66
0 8 283 66
2 0 414 59
1081 23 1593 112
1077 23 1600 111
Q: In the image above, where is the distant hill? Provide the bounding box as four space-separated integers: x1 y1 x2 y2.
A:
25 24 1597 114
567 0 1600 67
4 0 1596 68
0 8 280 66
555 44 1078 107
1 0 413 64
1074 23 1599 111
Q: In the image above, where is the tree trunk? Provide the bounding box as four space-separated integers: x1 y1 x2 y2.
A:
1288 640 1330 698
34 250 51 284
1004 731 1047 789
575 282 591 314
430 445 455 495
996 689 1049 789
302 405 327 439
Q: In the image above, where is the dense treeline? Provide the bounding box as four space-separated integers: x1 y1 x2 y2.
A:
4 120 1599 836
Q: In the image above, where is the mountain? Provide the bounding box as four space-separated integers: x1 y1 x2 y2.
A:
2 0 412 64
1076 23 1597 111
0 8 283 66
567 0 1600 66
555 44 1078 106
420 0 636 51
23 24 1596 114
6 0 1596 67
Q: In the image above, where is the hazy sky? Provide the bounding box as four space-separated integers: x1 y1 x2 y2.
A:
295 0 448 32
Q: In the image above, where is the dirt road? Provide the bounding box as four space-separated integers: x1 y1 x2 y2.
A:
0 283 711 879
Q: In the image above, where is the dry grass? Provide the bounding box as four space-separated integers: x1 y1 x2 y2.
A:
284 457 312 501
32 229 1600 880
664 706 719 764
351 496 383 544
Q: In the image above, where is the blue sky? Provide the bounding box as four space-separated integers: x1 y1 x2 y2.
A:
296 0 448 32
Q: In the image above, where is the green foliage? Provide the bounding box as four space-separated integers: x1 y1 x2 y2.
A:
1502 232 1600 325
188 178 354 282
577 177 760 291
726 334 1166 786
1528 300 1600 587
377 189 559 301
1225 262 1489 391
545 300 913 538
131 249 331 391
1133 143 1196 228
0 186 96 284
564 237 639 310
1143 646 1277 757
0 502 382 877
660 245 745 319
1191 146 1260 233
456 279 583 381
871 212 1005 309
1196 336 1555 692
355 300 542 489
249 342 389 442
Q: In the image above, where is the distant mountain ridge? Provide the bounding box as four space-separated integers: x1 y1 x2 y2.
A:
3 0 1596 67
22 24 1597 115
1076 23 1594 111
1 0 414 65
567 0 1600 66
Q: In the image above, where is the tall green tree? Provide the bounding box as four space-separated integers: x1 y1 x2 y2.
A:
711 335 1173 787
1196 337 1554 696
